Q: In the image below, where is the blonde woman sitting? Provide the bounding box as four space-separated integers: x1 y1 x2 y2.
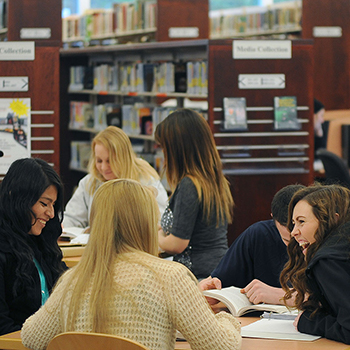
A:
63 126 168 228
21 179 241 350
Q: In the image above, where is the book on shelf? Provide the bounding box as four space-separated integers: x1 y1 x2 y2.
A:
241 318 321 341
105 103 122 128
69 101 94 129
273 95 300 130
202 286 290 317
70 141 91 170
222 97 248 131
94 104 108 131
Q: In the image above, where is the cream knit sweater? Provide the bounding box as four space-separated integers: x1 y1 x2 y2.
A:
21 252 241 350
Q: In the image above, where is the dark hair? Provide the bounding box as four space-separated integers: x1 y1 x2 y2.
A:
0 158 65 295
314 98 325 114
154 108 234 225
271 184 305 226
280 183 350 313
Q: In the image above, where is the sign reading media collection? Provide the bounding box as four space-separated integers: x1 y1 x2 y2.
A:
233 40 292 60
0 42 35 61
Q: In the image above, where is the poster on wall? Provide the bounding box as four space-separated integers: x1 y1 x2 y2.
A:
0 98 31 174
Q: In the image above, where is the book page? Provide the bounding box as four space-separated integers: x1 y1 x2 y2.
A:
241 318 321 341
203 286 251 316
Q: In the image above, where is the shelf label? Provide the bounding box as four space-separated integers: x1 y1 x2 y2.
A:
0 42 35 61
238 74 285 89
313 26 342 38
20 28 51 39
0 77 29 91
233 40 292 59
168 27 199 38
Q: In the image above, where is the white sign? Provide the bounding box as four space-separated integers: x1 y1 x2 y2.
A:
0 77 29 91
238 74 285 89
0 98 31 174
233 40 292 59
20 28 51 39
168 27 199 38
313 26 342 38
0 42 35 61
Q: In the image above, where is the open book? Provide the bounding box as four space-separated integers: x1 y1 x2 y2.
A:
60 227 90 245
202 286 290 317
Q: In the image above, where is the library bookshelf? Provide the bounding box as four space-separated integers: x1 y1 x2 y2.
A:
60 38 314 244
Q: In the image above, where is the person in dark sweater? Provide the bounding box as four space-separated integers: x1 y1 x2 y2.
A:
199 184 304 306
0 158 67 335
281 183 350 344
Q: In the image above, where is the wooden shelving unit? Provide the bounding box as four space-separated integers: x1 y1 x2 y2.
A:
0 0 61 175
60 37 314 244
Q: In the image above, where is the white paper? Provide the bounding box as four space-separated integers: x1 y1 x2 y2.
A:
241 319 321 341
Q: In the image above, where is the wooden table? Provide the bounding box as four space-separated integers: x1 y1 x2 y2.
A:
1 318 349 350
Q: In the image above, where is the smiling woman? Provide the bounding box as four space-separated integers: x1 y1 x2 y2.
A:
280 183 350 344
0 158 67 336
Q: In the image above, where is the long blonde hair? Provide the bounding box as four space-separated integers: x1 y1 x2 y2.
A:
88 126 159 194
62 179 159 332
155 109 234 225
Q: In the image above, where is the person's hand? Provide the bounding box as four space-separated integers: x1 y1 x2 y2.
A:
293 312 303 330
241 279 286 305
198 276 222 305
198 276 222 291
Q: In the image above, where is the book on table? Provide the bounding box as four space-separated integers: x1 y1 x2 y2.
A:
241 318 321 341
202 286 290 317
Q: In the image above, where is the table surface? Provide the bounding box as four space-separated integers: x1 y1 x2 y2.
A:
1 318 349 350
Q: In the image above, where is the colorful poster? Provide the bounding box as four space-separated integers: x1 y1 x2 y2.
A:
0 98 31 174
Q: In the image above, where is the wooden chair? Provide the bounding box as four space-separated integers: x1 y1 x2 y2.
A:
46 332 150 350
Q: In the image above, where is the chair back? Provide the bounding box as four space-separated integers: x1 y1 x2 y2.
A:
316 148 350 187
46 332 150 350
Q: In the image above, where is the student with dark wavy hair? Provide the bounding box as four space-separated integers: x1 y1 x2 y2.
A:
0 158 67 335
155 109 234 280
280 183 350 344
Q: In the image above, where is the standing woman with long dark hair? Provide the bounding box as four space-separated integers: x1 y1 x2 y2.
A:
155 109 234 280
0 158 67 335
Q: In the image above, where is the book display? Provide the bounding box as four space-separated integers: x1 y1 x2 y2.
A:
210 0 302 39
60 38 314 244
273 96 300 130
223 97 248 131
63 0 208 47
0 0 61 176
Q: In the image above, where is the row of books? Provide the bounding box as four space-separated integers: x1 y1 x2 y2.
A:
222 96 300 131
62 0 157 43
210 0 301 38
69 61 208 95
69 101 181 136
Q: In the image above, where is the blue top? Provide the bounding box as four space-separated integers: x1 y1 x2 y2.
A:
33 258 49 305
211 219 288 288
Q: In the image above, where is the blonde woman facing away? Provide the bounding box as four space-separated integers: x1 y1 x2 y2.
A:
21 179 241 350
155 109 234 280
63 126 168 228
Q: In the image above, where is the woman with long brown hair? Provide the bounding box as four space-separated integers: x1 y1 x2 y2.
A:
280 183 350 344
155 109 234 280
